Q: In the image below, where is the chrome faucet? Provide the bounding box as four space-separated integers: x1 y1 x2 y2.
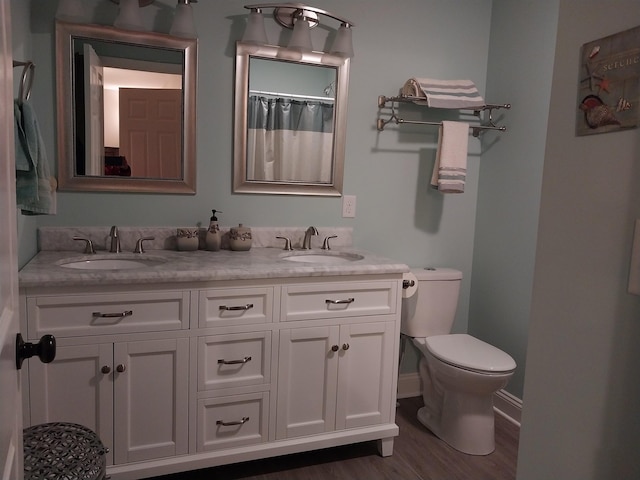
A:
109 225 121 253
302 226 319 250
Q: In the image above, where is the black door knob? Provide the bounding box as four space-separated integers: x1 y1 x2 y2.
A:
16 333 56 370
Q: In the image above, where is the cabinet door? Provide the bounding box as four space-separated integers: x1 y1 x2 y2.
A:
276 326 339 439
113 338 189 464
335 321 396 430
29 344 114 465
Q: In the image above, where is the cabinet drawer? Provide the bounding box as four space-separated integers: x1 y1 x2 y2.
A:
198 332 271 391
197 392 268 452
281 281 398 322
198 287 273 328
26 291 190 338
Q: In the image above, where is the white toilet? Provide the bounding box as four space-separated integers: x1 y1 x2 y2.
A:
401 267 516 455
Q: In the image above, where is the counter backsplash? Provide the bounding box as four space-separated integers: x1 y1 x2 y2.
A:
38 226 353 253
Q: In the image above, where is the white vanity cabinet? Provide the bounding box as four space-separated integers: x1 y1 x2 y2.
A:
276 280 399 455
277 321 396 438
20 272 403 479
22 289 190 466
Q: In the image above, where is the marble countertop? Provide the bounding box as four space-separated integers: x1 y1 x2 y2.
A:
19 248 409 288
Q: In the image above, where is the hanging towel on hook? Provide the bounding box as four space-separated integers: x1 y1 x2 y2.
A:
402 78 485 109
14 100 55 215
431 121 469 193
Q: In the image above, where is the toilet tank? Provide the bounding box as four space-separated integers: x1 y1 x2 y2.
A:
401 268 462 338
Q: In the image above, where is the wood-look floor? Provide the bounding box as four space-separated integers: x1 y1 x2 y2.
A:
150 396 519 480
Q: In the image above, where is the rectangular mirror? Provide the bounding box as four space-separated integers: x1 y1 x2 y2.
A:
233 42 350 196
55 21 197 194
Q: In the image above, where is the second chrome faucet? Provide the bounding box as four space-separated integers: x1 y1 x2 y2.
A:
302 226 319 250
109 225 121 253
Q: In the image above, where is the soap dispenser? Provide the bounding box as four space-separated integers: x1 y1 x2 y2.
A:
205 209 222 251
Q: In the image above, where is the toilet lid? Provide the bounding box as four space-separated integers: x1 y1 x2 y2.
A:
415 334 516 373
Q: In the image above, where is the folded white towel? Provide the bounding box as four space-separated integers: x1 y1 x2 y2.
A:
431 121 469 193
402 78 485 109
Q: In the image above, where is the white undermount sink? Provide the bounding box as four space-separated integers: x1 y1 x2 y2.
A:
280 251 364 264
59 255 167 270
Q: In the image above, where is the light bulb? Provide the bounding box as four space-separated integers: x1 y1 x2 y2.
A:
242 9 268 44
114 0 145 31
287 16 313 52
330 24 354 58
170 1 197 38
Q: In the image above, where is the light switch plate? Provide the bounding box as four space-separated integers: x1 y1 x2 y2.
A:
342 195 356 218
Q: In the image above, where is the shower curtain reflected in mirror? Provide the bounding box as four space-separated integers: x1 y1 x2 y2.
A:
246 96 334 183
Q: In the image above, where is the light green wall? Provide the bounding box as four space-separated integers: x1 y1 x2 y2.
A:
469 1 558 397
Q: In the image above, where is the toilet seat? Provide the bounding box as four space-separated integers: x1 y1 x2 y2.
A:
414 334 516 374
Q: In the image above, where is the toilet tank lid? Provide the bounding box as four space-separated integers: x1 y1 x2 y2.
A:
411 267 463 281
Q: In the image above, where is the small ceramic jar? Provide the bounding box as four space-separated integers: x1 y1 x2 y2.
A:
176 228 199 251
229 224 252 251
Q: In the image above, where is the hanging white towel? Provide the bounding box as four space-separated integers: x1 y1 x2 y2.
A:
401 78 485 109
431 121 469 193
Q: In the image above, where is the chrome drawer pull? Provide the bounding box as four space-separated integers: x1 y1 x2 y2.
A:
216 416 249 427
219 303 254 311
325 298 355 305
217 356 252 365
92 310 133 318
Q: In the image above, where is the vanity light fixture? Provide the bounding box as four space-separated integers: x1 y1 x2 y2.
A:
242 3 355 58
242 8 269 44
113 0 146 31
107 0 198 37
170 0 199 39
287 12 313 52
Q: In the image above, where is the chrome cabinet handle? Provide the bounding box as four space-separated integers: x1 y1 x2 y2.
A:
216 417 249 427
325 298 355 305
331 345 339 352
92 310 133 318
218 356 252 365
101 365 111 374
116 364 126 373
342 343 350 351
219 304 254 311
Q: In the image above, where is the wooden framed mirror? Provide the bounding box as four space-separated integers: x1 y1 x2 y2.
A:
233 42 350 196
55 21 197 194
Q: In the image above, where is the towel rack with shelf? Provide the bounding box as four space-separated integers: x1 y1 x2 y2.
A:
376 94 510 137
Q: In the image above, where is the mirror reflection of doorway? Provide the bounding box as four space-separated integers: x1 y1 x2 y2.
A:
119 88 182 179
83 44 104 176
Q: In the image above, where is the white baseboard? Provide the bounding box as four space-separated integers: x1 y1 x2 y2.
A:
493 388 522 426
397 372 422 399
397 372 522 427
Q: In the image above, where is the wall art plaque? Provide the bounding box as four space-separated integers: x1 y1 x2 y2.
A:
577 25 640 136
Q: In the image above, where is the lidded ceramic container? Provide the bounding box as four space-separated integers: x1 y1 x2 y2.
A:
176 227 199 251
229 224 252 251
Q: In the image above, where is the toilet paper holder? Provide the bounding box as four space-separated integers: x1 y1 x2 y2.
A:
403 279 415 289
